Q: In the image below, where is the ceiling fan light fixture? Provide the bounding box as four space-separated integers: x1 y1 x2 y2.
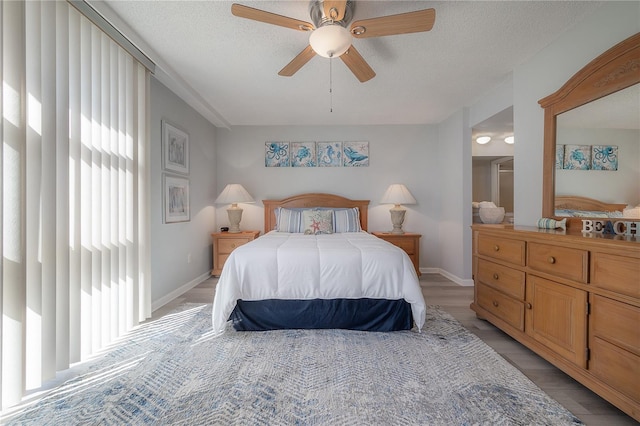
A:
476 136 491 145
309 24 352 58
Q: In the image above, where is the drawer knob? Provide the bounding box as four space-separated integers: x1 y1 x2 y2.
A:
493 273 499 280
547 256 556 264
492 301 499 307
494 245 500 252
525 302 532 310
231 243 236 248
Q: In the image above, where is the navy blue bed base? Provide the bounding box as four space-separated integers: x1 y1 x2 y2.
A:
229 298 413 332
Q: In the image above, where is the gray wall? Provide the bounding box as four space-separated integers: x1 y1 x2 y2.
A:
150 76 217 309
214 125 446 274
148 2 640 306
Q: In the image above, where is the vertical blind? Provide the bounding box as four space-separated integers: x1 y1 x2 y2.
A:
1 0 151 409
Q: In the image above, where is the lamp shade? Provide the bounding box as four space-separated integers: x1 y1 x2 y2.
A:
214 184 254 205
380 184 417 206
309 24 352 58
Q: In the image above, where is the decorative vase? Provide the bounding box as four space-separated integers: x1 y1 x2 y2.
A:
479 207 505 224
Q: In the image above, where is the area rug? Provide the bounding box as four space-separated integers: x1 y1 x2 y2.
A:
3 304 582 425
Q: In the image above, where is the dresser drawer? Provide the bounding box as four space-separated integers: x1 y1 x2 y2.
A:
591 295 639 356
591 253 640 299
477 282 524 331
477 234 526 266
528 242 588 283
218 238 250 254
477 259 525 299
590 336 640 403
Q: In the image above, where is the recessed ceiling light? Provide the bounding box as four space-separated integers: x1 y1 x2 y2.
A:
476 136 491 145
504 136 514 144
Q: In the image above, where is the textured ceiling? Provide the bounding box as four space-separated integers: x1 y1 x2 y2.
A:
94 1 604 130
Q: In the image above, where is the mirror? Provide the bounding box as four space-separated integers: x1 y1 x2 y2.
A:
539 32 640 230
555 85 639 207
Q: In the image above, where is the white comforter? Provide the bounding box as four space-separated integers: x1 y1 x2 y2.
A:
212 231 426 334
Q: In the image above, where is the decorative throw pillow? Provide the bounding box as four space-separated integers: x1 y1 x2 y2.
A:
333 208 362 233
302 209 333 235
276 208 303 233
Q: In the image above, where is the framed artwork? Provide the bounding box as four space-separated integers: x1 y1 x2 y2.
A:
563 145 591 170
164 174 190 223
555 144 564 169
291 142 316 167
343 141 369 167
265 142 290 167
591 145 618 170
317 142 342 167
162 121 189 175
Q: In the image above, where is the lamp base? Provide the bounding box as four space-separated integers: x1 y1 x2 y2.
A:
227 207 243 233
389 207 406 234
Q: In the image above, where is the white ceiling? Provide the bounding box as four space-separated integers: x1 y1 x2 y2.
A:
94 0 604 130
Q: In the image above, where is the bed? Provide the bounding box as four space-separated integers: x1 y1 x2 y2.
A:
554 195 628 218
212 193 426 334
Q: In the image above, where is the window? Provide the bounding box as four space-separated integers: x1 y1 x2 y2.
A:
1 1 151 408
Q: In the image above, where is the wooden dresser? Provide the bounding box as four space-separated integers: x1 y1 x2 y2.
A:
211 231 260 276
471 224 639 421
372 232 421 276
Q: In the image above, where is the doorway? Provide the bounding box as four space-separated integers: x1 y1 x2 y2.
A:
471 106 514 223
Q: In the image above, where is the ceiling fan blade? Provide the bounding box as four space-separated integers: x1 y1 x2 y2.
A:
340 45 375 83
323 0 347 22
279 45 317 77
231 3 314 31
350 8 435 38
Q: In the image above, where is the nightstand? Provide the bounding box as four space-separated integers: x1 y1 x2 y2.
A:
372 232 421 276
211 230 260 276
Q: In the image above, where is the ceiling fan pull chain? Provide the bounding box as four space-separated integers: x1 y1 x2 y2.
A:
329 55 333 113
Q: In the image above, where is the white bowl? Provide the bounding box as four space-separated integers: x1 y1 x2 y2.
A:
479 207 505 224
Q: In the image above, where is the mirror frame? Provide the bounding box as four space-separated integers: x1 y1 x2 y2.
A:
538 32 640 230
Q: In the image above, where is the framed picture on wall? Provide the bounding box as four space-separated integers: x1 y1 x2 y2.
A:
591 145 618 170
164 174 190 223
265 142 290 167
162 120 190 175
343 141 369 167
317 142 342 167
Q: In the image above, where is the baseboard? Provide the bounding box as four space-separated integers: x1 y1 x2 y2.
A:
152 271 211 312
419 267 474 287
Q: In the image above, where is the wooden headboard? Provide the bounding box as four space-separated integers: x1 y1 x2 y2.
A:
263 193 370 233
555 195 627 212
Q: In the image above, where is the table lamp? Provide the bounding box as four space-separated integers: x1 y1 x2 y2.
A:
215 184 255 233
380 184 417 234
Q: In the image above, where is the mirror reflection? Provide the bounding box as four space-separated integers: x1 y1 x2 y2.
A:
554 84 640 218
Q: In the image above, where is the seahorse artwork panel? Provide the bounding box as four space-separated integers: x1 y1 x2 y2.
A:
291 142 316 167
555 144 564 169
317 142 342 167
343 141 369 167
265 142 290 167
563 144 591 170
591 145 618 171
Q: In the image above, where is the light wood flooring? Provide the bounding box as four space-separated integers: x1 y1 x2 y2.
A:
155 273 637 426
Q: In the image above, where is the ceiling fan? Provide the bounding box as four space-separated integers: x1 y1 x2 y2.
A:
231 1 436 83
